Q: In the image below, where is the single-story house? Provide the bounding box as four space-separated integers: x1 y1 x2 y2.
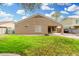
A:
0 21 15 34
15 14 63 35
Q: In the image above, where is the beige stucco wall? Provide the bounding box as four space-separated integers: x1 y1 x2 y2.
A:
0 22 15 30
0 27 6 34
62 18 75 26
15 15 63 34
61 18 79 28
0 21 15 34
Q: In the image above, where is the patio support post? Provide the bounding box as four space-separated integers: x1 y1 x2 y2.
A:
61 26 64 34
51 27 53 33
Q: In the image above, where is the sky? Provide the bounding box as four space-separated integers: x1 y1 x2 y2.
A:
0 3 79 22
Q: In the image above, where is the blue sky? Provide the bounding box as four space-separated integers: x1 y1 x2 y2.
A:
0 3 79 22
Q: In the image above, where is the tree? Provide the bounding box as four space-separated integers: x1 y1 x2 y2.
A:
51 11 61 22
20 3 42 12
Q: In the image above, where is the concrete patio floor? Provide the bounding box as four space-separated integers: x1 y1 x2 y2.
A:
0 53 20 56
50 33 79 39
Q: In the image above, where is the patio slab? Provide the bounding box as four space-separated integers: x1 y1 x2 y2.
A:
50 33 79 39
0 53 20 56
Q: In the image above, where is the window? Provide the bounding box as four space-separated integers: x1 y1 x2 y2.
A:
76 19 79 24
35 25 42 32
7 27 12 34
0 28 6 34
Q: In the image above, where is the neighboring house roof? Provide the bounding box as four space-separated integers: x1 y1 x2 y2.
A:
16 14 62 26
0 26 7 28
0 21 15 25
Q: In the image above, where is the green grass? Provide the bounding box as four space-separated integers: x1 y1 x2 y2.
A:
0 35 79 56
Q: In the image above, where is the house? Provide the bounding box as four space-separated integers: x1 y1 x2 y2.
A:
61 18 79 29
61 18 79 33
15 14 63 35
0 21 15 34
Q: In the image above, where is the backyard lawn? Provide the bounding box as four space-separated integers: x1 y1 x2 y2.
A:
0 35 79 56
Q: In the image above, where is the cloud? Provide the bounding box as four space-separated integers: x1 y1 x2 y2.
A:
16 9 25 15
45 11 55 17
1 17 13 21
41 4 54 10
45 11 66 21
60 11 69 14
67 4 79 11
50 11 55 15
0 10 15 22
68 15 79 18
42 3 49 6
21 16 27 19
64 8 67 11
74 11 79 15
59 15 65 19
0 17 16 22
57 3 71 6
0 11 13 17
45 14 50 17
21 14 30 19
3 3 14 6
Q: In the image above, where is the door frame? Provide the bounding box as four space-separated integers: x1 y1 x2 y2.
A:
48 26 57 34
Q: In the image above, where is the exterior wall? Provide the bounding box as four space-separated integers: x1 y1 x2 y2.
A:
0 22 15 29
0 27 6 34
61 18 79 29
61 18 76 28
15 15 62 34
0 22 15 34
61 18 79 34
